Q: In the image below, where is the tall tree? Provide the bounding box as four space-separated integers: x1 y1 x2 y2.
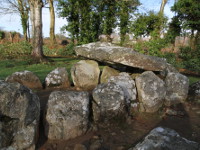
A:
131 11 167 39
58 0 80 43
48 0 56 44
102 0 117 38
0 0 29 41
28 0 44 60
117 0 140 45
171 0 200 46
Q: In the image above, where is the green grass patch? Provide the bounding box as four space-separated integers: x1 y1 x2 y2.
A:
0 57 80 82
187 76 200 85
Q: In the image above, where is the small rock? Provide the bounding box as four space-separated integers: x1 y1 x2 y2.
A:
89 137 102 150
74 144 87 150
189 81 200 102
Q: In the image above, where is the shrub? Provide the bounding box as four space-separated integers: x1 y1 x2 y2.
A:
43 42 75 56
0 30 5 39
179 45 200 72
0 41 32 59
133 38 168 57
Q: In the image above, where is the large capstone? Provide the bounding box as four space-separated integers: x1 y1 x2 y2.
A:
92 82 126 123
45 91 90 140
71 60 100 90
128 127 199 150
0 81 40 150
6 70 42 89
165 72 189 106
108 72 137 104
75 42 168 71
135 71 166 112
100 66 119 83
45 67 71 88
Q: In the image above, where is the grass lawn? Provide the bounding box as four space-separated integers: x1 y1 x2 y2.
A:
0 57 81 82
0 57 199 85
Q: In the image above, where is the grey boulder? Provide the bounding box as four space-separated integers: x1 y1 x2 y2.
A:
165 72 189 106
6 70 42 89
129 127 199 150
92 82 126 123
0 81 40 150
135 71 166 112
108 72 137 104
71 60 100 90
45 67 70 88
100 66 119 83
45 91 90 140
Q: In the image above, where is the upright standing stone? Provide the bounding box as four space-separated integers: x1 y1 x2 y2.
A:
100 66 119 83
71 60 100 90
135 71 166 112
0 81 40 150
108 72 137 104
45 91 90 140
92 82 126 123
45 67 71 88
165 72 189 106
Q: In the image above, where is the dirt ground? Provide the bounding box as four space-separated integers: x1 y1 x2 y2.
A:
36 88 200 150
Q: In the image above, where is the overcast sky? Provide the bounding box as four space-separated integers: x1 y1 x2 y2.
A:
0 0 175 37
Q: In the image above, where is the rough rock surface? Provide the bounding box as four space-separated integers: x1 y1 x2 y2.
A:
128 127 199 150
75 42 168 71
160 63 179 78
45 91 90 140
108 72 137 104
189 81 200 102
100 66 119 83
6 70 42 89
71 60 100 90
92 82 126 123
135 71 166 112
165 72 189 106
0 81 40 150
45 67 70 88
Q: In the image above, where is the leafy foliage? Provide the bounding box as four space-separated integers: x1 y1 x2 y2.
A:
131 11 168 39
178 45 200 72
0 30 5 39
43 43 75 56
117 0 140 45
58 0 140 44
0 41 32 59
133 38 168 57
171 0 200 33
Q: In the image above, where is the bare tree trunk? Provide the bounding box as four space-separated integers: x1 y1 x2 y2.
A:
49 0 56 44
159 0 168 15
28 0 44 60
